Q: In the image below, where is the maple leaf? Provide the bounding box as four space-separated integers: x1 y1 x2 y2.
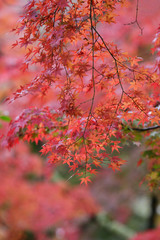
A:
111 142 122 152
63 158 73 166
108 162 120 171
89 169 97 175
80 176 92 185
69 163 79 172
130 57 143 67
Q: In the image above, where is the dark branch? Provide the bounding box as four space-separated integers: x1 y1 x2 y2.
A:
132 125 160 132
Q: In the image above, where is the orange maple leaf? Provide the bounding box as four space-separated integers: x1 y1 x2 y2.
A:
80 176 92 185
111 143 122 152
108 162 120 171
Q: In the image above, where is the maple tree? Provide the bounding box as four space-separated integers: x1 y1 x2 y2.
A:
0 0 160 239
4 0 159 186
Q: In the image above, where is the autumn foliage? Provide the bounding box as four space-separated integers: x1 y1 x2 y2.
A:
0 0 160 239
4 0 159 186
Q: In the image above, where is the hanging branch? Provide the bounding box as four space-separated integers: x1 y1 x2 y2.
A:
132 125 160 132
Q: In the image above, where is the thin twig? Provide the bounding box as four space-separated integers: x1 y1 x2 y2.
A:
124 0 143 35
